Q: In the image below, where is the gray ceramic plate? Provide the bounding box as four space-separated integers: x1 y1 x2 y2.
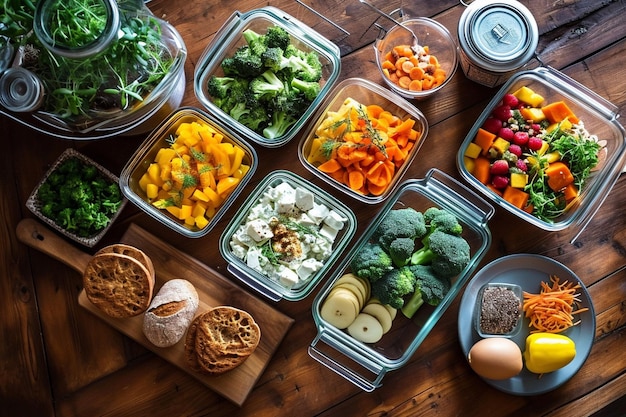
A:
458 254 595 395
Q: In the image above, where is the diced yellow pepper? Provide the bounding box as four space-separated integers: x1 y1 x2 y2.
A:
138 172 151 192
147 163 164 186
464 142 482 159
178 204 193 220
463 156 476 174
195 215 209 229
146 183 159 199
192 188 210 202
544 151 561 163
165 205 181 218
519 107 546 123
217 176 240 197
546 118 573 133
191 203 206 218
512 86 545 107
538 140 550 155
184 215 196 226
155 148 176 165
510 172 528 188
491 137 510 155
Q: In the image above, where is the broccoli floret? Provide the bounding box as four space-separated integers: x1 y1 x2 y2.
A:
238 106 269 131
291 77 321 101
265 25 290 50
242 28 267 56
229 101 250 121
372 208 427 266
370 267 416 309
207 76 238 99
260 47 289 72
410 230 471 279
229 46 264 78
262 109 297 140
401 265 452 318
350 242 394 282
249 70 285 101
387 237 415 268
423 207 463 236
286 51 323 82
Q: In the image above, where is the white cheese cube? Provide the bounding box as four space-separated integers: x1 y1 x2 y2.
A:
246 219 273 242
307 202 330 224
323 209 347 230
276 189 296 214
277 266 300 288
297 258 323 281
319 224 339 241
295 186 315 211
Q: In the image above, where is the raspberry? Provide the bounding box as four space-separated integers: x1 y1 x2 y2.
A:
492 104 512 122
508 144 522 157
516 159 528 172
512 131 529 146
527 137 544 151
498 127 514 141
482 117 503 134
502 93 520 108
490 159 510 176
491 175 509 190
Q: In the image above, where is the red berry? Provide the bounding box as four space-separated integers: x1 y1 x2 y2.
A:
531 123 542 132
512 131 529 146
492 104 512 122
498 127 514 141
527 137 544 151
508 144 522 157
516 159 528 172
490 160 510 176
492 175 509 190
502 94 519 108
482 117 503 134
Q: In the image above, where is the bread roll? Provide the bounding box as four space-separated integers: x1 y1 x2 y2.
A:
185 306 261 375
83 252 154 318
143 279 199 347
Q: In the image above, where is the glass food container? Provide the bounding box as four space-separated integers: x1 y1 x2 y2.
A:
119 107 258 238
194 6 341 148
0 0 187 139
457 67 626 240
219 170 357 302
309 169 493 391
299 78 429 204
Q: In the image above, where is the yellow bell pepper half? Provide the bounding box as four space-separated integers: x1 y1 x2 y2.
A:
523 333 576 374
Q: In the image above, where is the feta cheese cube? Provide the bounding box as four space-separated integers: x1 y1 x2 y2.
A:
277 266 300 288
307 202 330 224
323 209 347 230
246 219 273 242
295 186 315 211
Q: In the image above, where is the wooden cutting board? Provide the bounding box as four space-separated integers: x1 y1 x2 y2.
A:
16 218 294 406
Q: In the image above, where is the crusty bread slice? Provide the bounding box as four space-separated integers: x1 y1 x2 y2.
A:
95 243 155 281
184 306 260 375
83 253 154 318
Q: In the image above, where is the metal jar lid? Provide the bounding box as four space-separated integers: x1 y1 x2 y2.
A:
458 0 538 72
0 67 45 112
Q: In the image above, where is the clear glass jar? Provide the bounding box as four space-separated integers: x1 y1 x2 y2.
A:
0 0 186 139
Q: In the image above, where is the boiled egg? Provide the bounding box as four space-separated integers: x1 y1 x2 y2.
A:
468 337 523 380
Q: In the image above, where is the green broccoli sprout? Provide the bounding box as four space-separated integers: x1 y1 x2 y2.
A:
36 157 123 238
370 267 416 309
291 77 321 102
249 70 285 101
350 242 394 282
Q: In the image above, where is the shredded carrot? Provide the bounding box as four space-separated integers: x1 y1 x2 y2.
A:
522 275 589 333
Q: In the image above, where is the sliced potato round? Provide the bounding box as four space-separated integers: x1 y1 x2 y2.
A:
335 282 365 309
321 288 359 329
347 313 384 344
362 302 393 334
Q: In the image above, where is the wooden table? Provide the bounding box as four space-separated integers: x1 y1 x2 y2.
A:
2 0 625 416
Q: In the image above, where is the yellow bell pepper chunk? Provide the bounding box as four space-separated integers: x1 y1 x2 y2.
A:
524 333 576 374
464 142 482 159
512 86 545 107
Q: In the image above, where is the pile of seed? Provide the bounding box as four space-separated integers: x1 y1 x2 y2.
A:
479 286 521 334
